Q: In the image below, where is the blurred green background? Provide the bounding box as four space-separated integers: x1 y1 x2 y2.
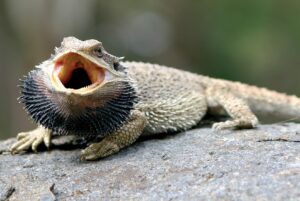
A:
1 0 300 140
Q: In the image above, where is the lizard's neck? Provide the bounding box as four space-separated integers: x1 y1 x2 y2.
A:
20 69 138 137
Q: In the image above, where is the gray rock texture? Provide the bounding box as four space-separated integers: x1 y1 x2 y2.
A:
0 123 300 201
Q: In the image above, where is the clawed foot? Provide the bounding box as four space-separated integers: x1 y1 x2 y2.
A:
10 127 51 154
80 140 120 161
212 118 258 130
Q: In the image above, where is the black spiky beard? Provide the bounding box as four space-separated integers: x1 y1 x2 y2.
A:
20 68 138 137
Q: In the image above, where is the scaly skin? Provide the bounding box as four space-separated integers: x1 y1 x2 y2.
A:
10 37 300 160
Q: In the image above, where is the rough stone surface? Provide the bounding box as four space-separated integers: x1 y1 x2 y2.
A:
0 123 299 201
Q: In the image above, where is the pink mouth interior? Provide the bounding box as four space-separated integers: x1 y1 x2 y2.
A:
54 53 105 89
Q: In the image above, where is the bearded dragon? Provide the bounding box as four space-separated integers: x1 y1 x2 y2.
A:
10 37 300 160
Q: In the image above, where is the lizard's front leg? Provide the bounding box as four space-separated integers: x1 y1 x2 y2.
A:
80 110 147 161
10 126 52 154
206 85 258 130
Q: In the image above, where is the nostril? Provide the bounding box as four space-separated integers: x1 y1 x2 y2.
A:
113 62 119 70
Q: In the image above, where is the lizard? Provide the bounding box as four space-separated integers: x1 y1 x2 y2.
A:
10 36 300 161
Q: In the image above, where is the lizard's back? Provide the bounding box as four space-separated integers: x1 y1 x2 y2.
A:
123 61 208 135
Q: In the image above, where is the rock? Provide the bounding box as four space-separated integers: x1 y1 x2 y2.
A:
0 123 299 201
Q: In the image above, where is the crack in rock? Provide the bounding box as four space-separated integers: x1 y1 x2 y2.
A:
0 186 15 201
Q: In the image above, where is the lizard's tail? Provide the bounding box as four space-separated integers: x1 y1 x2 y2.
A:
224 80 300 120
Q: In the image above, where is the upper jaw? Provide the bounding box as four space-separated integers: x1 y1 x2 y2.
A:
47 50 122 95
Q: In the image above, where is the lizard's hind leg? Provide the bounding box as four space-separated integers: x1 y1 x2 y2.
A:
206 85 258 130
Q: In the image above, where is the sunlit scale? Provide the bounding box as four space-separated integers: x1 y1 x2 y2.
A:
52 52 105 90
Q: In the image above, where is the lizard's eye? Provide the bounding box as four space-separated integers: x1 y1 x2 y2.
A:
94 47 103 58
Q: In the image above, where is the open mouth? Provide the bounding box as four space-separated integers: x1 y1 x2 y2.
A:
52 52 105 91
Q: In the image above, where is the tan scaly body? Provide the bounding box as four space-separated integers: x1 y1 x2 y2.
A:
10 37 300 160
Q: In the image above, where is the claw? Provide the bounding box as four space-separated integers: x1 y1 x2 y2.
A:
17 137 36 152
31 136 43 152
10 126 51 154
43 132 51 148
80 141 119 161
212 119 258 130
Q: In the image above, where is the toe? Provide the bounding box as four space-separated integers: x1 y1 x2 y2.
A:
80 142 120 161
80 152 97 161
15 137 35 153
10 136 32 153
212 122 224 130
31 137 43 152
17 132 28 140
43 132 51 148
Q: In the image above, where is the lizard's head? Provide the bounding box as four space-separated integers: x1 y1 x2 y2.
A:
20 37 137 136
50 37 125 95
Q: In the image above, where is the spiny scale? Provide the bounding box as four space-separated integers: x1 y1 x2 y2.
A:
20 69 138 137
